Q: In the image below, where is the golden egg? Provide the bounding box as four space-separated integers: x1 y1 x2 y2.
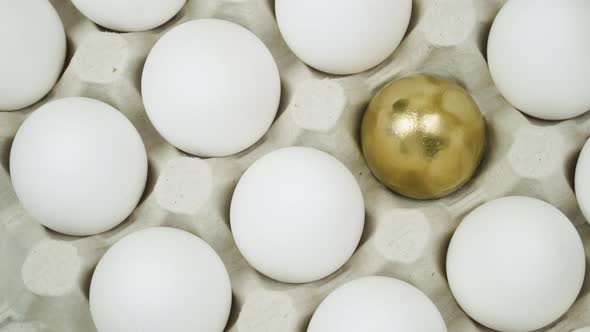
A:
361 75 486 199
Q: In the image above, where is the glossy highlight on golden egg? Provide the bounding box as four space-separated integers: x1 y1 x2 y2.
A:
361 75 486 199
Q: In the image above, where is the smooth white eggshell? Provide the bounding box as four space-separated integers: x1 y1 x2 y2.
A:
576 138 590 224
71 0 186 32
488 0 590 120
275 0 412 75
142 19 280 157
573 328 590 332
308 276 447 332
230 147 365 283
90 227 232 332
446 196 585 332
0 0 66 111
10 97 147 236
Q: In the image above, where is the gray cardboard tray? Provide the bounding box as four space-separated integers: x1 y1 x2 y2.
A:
1 0 590 331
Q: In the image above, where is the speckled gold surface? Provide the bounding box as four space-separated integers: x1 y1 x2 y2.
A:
361 75 486 199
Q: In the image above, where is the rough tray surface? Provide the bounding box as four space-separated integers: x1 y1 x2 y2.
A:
1 0 590 331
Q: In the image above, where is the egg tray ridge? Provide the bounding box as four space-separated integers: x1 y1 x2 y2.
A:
1 0 590 331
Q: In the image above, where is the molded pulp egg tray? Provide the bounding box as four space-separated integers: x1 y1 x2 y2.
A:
2 0 590 331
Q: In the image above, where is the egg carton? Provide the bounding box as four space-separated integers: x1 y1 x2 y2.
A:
1 0 590 331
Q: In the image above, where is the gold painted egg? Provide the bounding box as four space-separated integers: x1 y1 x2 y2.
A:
361 75 486 199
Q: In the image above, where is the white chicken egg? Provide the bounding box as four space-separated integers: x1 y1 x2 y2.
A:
308 276 447 332
142 19 280 157
275 0 412 75
575 138 590 224
71 0 186 32
446 196 585 332
487 0 590 120
0 0 66 111
573 328 590 332
230 147 364 283
90 227 232 332
10 97 147 236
